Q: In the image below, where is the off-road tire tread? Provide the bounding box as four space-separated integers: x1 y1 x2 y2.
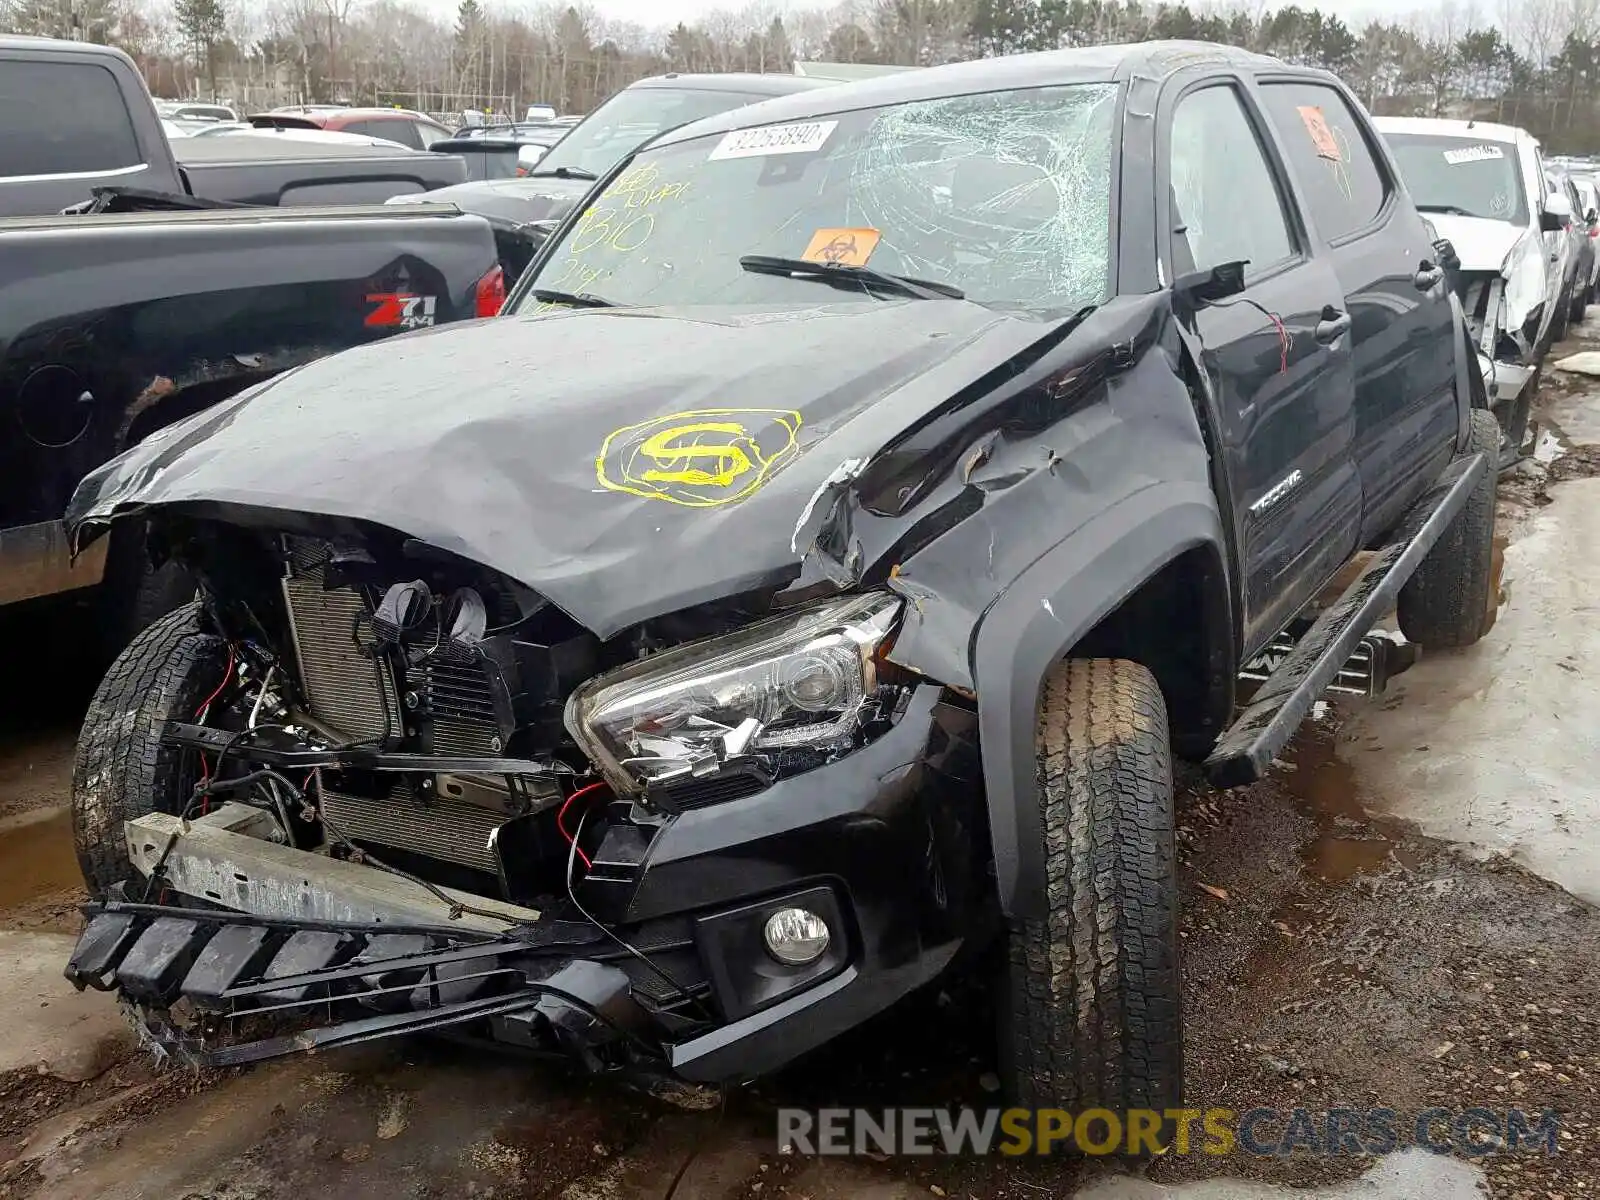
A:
1003 658 1181 1113
71 603 224 897
1397 410 1500 649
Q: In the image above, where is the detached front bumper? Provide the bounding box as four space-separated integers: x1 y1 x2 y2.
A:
64 687 986 1083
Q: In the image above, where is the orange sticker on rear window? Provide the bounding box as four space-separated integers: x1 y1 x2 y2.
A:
1297 105 1341 161
802 227 881 266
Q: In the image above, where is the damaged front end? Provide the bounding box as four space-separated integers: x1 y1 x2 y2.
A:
64 525 986 1082
1447 229 1546 422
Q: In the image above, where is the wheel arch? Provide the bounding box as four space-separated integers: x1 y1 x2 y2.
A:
971 483 1235 920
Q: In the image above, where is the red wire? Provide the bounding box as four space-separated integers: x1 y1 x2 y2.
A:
557 781 610 870
194 646 236 791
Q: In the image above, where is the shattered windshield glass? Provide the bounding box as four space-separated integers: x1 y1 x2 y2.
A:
511 83 1120 316
1385 133 1528 225
532 86 783 179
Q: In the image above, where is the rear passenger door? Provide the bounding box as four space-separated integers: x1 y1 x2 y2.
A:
1255 78 1458 546
1161 78 1361 658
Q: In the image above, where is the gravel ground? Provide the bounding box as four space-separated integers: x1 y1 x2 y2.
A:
2 337 1599 1198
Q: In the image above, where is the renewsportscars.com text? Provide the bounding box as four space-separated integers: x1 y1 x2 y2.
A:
776 1107 1562 1158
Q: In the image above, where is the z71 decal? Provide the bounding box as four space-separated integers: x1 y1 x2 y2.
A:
596 408 803 508
365 293 438 330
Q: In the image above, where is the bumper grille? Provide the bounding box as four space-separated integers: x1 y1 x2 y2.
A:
282 544 399 743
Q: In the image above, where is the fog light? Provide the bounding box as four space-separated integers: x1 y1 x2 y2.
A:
762 907 830 965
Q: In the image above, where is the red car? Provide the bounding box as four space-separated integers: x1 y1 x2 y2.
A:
249 106 453 151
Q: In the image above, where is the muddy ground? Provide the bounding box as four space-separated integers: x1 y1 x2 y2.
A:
3 334 1600 1199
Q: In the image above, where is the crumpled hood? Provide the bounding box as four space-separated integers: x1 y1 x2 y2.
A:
67 300 1063 636
1425 213 1528 273
388 175 589 228
1429 213 1549 334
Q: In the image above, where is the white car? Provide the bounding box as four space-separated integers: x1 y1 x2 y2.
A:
1377 116 1573 414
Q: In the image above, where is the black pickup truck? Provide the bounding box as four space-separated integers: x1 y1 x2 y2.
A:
0 203 503 648
0 37 466 218
61 43 1497 1124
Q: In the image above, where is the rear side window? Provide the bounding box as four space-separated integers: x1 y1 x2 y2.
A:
0 59 141 177
1259 81 1389 242
366 119 423 150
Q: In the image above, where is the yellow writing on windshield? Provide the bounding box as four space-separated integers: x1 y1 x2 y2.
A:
596 408 803 508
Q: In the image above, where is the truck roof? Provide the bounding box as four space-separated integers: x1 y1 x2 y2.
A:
626 72 831 96
0 34 131 58
1373 115 1535 147
652 40 1298 151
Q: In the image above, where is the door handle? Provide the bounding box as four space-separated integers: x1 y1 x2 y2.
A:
1315 306 1352 344
1414 260 1444 290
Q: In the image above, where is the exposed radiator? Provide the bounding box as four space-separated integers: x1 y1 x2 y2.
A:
282 542 400 743
419 657 501 755
320 778 560 876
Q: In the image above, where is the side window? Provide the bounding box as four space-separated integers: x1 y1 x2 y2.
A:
414 122 447 150
1168 85 1296 278
372 119 423 150
0 59 141 177
1258 81 1388 242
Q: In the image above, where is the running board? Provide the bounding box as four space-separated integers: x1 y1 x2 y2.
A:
1205 451 1489 787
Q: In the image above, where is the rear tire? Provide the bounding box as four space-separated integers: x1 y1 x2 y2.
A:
1000 659 1182 1118
1397 410 1501 650
72 603 225 898
1572 282 1588 324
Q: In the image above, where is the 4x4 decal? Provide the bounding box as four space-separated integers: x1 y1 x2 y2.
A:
365 293 437 330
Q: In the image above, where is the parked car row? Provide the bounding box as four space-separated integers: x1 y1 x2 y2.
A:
1375 116 1598 463
52 39 1508 1129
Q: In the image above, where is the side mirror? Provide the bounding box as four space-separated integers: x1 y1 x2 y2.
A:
516 144 546 175
1173 259 1247 308
1541 192 1573 232
1432 236 1461 273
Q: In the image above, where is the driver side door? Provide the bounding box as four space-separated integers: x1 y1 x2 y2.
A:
1161 78 1362 660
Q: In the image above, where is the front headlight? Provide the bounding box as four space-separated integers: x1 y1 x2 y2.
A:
565 592 904 800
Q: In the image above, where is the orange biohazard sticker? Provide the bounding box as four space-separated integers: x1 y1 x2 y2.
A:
801 227 881 266
1297 105 1341 161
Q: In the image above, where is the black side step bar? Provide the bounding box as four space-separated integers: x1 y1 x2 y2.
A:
1205 451 1489 787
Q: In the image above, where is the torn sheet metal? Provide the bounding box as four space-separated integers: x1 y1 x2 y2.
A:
66 300 1064 639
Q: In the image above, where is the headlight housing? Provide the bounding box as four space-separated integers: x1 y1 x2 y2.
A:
564 592 904 801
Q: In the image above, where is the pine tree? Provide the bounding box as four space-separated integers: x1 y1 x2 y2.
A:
173 0 227 97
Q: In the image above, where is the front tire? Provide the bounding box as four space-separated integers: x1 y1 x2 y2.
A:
1000 659 1182 1115
1397 410 1501 650
72 603 225 898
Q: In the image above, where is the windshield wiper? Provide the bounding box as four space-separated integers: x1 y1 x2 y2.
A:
526 165 598 181
528 288 616 308
739 255 965 301
1416 203 1474 216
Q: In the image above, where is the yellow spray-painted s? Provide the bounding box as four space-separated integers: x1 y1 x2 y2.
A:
595 408 804 508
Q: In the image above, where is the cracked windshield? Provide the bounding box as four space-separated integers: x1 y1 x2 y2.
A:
513 83 1119 316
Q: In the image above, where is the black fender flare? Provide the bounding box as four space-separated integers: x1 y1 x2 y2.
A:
971 480 1228 920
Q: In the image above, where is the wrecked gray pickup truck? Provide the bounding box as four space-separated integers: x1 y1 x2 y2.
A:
62 43 1498 1113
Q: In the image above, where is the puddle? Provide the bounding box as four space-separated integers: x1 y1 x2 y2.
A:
1280 723 1413 885
0 807 82 918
